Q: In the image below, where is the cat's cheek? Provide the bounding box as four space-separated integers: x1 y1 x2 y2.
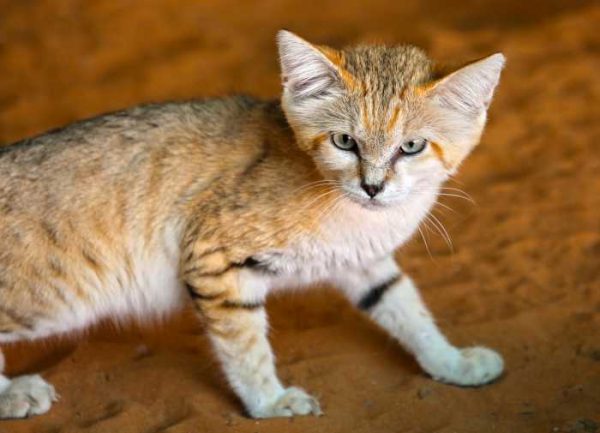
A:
406 157 448 185
314 147 358 186
389 160 415 186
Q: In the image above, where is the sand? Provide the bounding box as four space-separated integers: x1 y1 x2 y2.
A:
0 1 598 432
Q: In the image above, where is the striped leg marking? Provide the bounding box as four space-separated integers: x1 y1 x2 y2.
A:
334 256 504 387
183 260 320 418
357 274 402 311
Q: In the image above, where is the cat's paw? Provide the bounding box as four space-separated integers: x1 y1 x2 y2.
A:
0 375 58 419
430 346 504 387
251 386 322 418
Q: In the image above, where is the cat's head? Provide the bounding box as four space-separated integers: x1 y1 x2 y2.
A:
277 30 504 208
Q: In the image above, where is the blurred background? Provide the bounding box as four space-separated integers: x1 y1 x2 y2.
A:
0 1 598 432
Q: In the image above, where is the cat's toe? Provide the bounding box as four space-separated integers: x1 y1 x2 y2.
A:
0 375 57 419
252 386 322 418
434 346 504 387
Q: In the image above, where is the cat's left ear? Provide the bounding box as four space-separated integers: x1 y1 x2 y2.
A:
427 53 506 116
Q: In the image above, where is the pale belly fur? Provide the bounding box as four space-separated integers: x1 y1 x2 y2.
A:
4 194 434 343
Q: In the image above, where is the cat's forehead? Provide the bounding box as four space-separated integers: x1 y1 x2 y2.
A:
335 45 434 146
340 45 433 96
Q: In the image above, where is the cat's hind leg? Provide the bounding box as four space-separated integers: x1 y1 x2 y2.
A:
333 256 504 386
0 344 57 419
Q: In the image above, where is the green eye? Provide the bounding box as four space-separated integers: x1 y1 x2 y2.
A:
400 138 427 155
331 133 358 151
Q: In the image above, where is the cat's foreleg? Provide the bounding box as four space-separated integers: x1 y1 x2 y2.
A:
182 256 321 418
332 256 503 386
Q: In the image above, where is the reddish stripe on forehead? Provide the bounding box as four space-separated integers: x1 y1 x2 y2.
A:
361 99 372 131
317 46 359 91
386 105 401 133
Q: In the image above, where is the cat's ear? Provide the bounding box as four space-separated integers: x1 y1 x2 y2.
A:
427 53 505 116
277 30 343 100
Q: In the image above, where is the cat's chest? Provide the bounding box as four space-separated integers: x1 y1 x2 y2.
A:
263 206 419 287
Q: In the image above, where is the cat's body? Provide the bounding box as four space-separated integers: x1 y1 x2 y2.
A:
0 31 505 419
0 97 431 337
0 98 295 338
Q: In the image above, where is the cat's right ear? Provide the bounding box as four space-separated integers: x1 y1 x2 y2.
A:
277 30 343 100
426 53 505 117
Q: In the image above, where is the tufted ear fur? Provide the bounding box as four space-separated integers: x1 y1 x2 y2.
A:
277 30 343 100
428 53 505 116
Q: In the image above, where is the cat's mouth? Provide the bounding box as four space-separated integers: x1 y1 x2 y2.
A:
338 186 390 209
344 191 389 209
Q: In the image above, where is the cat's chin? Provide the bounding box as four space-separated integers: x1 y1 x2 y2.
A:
361 200 388 210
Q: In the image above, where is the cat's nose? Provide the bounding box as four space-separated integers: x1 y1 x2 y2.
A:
361 182 384 198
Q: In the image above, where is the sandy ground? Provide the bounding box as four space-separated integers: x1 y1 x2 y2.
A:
0 1 599 432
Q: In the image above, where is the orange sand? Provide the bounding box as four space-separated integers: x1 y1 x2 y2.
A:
0 1 598 432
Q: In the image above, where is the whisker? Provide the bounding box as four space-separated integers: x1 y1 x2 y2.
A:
438 187 475 202
427 213 454 252
433 200 457 214
291 180 342 195
290 198 345 245
299 188 340 212
417 225 434 260
315 195 345 223
435 193 476 204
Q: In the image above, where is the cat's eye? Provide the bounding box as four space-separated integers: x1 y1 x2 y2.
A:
400 138 428 156
331 133 358 151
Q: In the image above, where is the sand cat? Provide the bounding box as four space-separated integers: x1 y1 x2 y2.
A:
0 30 505 419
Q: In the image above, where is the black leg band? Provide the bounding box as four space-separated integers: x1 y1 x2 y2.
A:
357 274 402 311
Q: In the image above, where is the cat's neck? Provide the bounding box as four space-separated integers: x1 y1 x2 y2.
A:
324 192 437 242
284 188 438 269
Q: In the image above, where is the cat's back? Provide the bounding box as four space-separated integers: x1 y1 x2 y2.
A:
0 95 267 176
0 96 277 211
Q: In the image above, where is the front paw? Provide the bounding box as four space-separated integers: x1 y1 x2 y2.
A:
251 387 322 419
428 346 504 387
0 375 58 419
